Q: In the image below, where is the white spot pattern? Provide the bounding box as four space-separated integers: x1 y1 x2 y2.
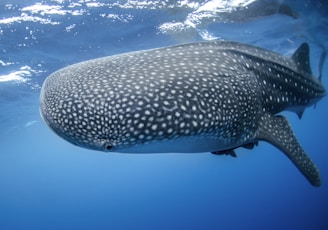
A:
40 40 326 152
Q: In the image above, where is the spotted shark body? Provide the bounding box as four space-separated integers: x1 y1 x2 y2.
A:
40 41 326 186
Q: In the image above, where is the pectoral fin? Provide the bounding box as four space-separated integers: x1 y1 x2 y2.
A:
256 113 321 187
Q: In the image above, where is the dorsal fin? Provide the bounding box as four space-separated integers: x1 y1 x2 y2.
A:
292 43 312 75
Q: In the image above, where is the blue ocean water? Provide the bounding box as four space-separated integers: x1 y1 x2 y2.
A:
0 0 327 229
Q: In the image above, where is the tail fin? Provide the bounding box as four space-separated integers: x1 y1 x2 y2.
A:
318 45 326 82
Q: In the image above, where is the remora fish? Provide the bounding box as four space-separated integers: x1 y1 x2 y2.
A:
40 41 326 186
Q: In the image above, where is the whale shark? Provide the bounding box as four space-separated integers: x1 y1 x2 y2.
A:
40 40 326 186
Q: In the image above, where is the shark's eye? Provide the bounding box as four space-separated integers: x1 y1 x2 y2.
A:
103 142 113 151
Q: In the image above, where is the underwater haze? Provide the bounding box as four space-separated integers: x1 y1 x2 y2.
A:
0 0 328 229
